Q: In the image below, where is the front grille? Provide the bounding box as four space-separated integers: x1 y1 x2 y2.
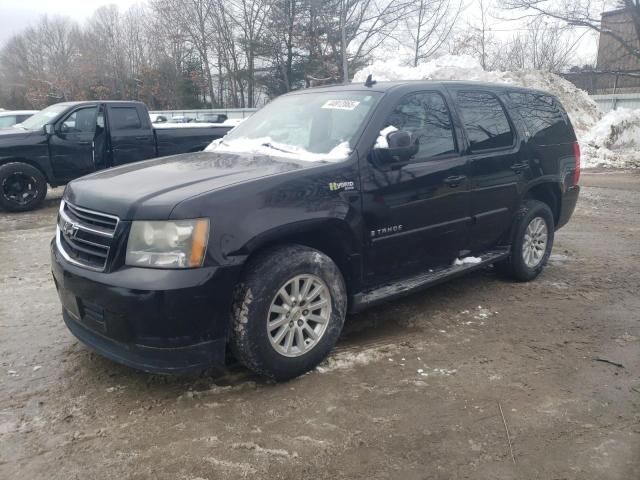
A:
56 200 120 271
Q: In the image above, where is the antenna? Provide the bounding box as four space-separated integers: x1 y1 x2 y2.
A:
364 74 377 87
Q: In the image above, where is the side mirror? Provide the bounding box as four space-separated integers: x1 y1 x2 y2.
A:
372 130 418 168
44 124 54 135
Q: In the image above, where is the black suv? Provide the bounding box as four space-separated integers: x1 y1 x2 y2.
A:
51 81 580 380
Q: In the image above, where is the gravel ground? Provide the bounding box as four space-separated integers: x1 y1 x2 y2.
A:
1 172 639 479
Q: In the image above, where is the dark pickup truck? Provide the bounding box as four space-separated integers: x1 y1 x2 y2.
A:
0 101 231 211
51 80 580 380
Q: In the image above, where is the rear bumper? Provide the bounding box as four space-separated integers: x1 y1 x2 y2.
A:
51 239 242 374
557 185 580 230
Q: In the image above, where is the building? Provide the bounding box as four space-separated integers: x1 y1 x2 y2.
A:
563 8 640 94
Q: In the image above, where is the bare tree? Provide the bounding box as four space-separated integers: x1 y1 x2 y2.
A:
332 0 415 82
407 0 463 67
502 0 640 64
153 0 218 106
498 18 580 71
227 0 272 107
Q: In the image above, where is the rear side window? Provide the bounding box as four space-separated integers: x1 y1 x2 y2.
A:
385 92 457 161
507 92 574 144
456 91 514 151
110 107 142 130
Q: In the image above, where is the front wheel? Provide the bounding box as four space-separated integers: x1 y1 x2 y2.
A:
0 162 47 212
230 245 347 380
497 200 555 282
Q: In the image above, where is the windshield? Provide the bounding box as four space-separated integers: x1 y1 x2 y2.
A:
19 104 69 131
207 91 382 162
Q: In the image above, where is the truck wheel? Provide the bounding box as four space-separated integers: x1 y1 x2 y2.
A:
0 162 47 212
230 245 347 380
497 200 555 282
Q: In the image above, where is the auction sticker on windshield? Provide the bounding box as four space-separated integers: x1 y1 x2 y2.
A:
321 100 361 110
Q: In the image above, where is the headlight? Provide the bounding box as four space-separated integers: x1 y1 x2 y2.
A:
125 219 209 269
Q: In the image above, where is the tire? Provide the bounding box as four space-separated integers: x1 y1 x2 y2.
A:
0 162 47 212
496 200 555 282
230 245 347 381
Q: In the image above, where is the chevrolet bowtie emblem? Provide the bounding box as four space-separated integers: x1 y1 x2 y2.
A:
62 221 79 238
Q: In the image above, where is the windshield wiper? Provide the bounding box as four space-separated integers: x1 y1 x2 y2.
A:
260 142 297 154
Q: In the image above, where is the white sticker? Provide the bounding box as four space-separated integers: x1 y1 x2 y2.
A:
321 100 360 111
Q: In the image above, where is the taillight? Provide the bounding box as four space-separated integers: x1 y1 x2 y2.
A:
572 142 581 185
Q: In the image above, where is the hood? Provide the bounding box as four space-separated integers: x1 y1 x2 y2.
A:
0 128 37 142
65 151 307 219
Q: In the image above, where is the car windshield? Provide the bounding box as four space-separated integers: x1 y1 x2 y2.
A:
19 104 69 131
207 91 382 162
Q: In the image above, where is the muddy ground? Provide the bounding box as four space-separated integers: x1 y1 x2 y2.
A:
1 171 639 479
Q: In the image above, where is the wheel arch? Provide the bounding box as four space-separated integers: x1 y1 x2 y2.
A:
0 157 52 185
237 218 362 297
523 181 562 227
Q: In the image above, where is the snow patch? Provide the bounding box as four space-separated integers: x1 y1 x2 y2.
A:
222 118 245 127
316 345 393 372
453 256 482 266
374 125 398 149
231 442 297 458
206 136 351 162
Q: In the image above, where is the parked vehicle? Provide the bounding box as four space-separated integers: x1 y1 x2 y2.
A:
196 113 228 124
51 80 580 380
169 115 194 123
0 101 231 211
0 110 38 129
149 113 168 123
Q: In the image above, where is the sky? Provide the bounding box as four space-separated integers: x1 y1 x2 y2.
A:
0 0 599 65
0 0 139 44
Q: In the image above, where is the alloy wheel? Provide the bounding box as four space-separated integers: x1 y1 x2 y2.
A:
267 274 332 357
522 216 548 268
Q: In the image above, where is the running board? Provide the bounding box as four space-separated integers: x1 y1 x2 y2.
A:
350 247 510 313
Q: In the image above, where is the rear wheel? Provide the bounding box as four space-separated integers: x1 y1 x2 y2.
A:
497 200 555 282
230 245 347 380
0 162 47 212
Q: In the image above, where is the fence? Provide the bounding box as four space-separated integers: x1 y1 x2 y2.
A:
590 93 640 113
148 108 257 120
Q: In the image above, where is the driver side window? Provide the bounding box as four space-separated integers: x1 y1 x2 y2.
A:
60 107 98 134
385 92 457 162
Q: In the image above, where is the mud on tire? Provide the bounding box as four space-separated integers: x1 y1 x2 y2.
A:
230 244 347 381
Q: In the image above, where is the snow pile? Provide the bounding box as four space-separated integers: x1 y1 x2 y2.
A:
205 136 351 162
355 55 640 168
581 108 640 168
354 54 601 138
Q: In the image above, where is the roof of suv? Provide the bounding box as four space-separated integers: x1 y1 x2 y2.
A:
290 80 552 97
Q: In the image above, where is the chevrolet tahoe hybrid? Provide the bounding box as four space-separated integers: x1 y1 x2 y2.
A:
51 80 580 380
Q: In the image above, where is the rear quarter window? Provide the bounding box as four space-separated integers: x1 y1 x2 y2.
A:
507 92 575 144
456 91 514 151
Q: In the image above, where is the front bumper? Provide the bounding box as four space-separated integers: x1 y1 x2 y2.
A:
51 240 242 374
